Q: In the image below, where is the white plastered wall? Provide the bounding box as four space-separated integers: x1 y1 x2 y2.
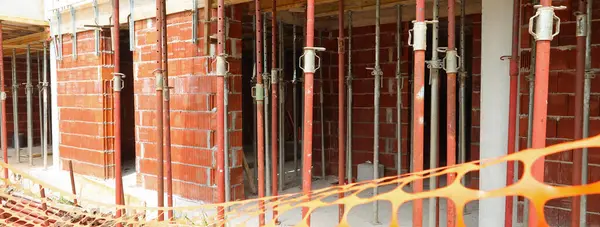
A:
479 0 513 225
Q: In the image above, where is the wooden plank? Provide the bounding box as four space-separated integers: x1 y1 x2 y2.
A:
0 16 49 26
3 31 48 46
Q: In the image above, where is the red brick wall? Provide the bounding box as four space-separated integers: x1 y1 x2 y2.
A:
133 7 244 202
317 23 412 178
56 30 116 179
515 1 600 224
2 56 42 147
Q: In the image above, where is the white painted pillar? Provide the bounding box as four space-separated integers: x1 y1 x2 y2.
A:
479 0 513 225
50 40 60 170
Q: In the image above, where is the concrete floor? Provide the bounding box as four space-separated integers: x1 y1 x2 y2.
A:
3 145 525 227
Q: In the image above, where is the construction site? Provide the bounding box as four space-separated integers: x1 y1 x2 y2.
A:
0 0 599 226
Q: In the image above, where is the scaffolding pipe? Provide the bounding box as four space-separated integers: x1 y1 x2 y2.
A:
346 11 353 184
162 0 174 220
337 0 346 221
279 21 285 194
293 24 299 178
396 4 402 180
580 0 593 225
302 0 319 223
42 42 49 169
572 0 587 225
264 12 272 199
523 2 537 222
11 49 19 165
37 52 42 161
0 23 6 179
253 14 259 183
412 0 427 225
270 5 280 222
254 0 266 225
458 0 467 185
371 0 382 223
529 0 564 225
25 44 33 166
427 0 440 224
154 0 166 221
26 45 33 166
446 0 459 226
111 0 124 224
505 0 522 226
319 31 325 179
216 0 227 222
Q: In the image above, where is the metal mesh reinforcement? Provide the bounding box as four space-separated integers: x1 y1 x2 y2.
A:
0 135 599 226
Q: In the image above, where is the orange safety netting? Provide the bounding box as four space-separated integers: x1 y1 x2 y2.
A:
0 135 598 226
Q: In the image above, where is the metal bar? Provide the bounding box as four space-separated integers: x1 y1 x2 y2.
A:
154 0 166 221
26 45 33 166
37 50 42 167
319 30 325 179
129 0 135 51
270 0 280 218
203 0 211 55
523 2 538 224
224 65 230 204
111 0 124 225
428 0 440 224
396 4 402 179
293 24 298 179
371 0 382 224
505 0 522 225
68 160 78 206
192 0 198 44
529 0 561 225
252 14 259 187
93 0 100 56
278 21 284 193
572 0 587 225
57 10 63 60
580 0 593 226
254 0 266 225
216 0 227 223
337 0 346 222
302 0 317 223
513 1 525 225
11 49 19 164
160 0 174 218
413 0 427 225
458 0 467 185
446 0 457 225
42 42 49 169
346 11 353 184
71 6 77 60
264 12 272 199
0 23 6 179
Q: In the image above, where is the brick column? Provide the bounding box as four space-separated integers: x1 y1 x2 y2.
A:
134 7 244 202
